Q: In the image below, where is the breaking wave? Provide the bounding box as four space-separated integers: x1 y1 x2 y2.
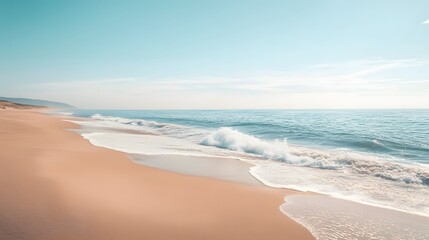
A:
201 127 290 161
69 111 429 217
91 114 208 141
92 114 162 128
201 127 429 186
89 114 429 186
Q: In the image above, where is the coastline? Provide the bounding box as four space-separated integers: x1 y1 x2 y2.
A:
67 110 429 239
0 109 314 239
69 111 429 217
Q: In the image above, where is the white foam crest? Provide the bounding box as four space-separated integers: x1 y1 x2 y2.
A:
250 161 429 217
91 114 160 127
288 146 429 185
201 127 291 161
372 139 385 147
91 114 208 141
201 127 429 185
57 111 74 116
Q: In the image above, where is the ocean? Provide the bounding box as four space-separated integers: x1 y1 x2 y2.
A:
64 109 429 217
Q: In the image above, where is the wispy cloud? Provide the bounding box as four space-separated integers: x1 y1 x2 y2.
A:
155 58 429 94
11 58 429 109
423 19 429 24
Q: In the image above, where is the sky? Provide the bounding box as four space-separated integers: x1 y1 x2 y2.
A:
0 0 428 109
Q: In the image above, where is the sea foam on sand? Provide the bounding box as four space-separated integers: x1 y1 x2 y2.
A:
281 195 429 240
68 115 429 240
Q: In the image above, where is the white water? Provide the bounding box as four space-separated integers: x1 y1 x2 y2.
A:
202 127 429 186
281 195 429 240
68 115 429 218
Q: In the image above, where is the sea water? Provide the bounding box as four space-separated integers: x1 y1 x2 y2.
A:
65 109 429 218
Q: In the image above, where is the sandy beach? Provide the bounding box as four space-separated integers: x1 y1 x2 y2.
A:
0 108 314 240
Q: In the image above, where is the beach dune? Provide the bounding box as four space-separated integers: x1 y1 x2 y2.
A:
0 109 313 240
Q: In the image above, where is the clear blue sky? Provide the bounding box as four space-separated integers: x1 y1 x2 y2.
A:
1 0 428 109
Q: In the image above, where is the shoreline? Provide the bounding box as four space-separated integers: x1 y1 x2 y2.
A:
282 195 429 240
130 153 264 186
68 113 429 219
67 110 429 239
0 109 314 239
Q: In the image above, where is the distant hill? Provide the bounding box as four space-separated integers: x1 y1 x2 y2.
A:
0 100 44 110
0 97 75 109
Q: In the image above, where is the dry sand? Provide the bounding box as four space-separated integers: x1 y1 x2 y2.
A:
0 109 314 240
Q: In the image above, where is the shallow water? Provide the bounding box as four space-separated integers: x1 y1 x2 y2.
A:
64 109 429 216
71 109 429 163
281 195 429 240
130 154 262 186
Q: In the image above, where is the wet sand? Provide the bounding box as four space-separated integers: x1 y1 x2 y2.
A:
281 195 429 240
0 109 314 240
131 154 263 186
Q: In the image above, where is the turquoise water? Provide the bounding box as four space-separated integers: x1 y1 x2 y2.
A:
67 109 429 216
73 109 429 164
